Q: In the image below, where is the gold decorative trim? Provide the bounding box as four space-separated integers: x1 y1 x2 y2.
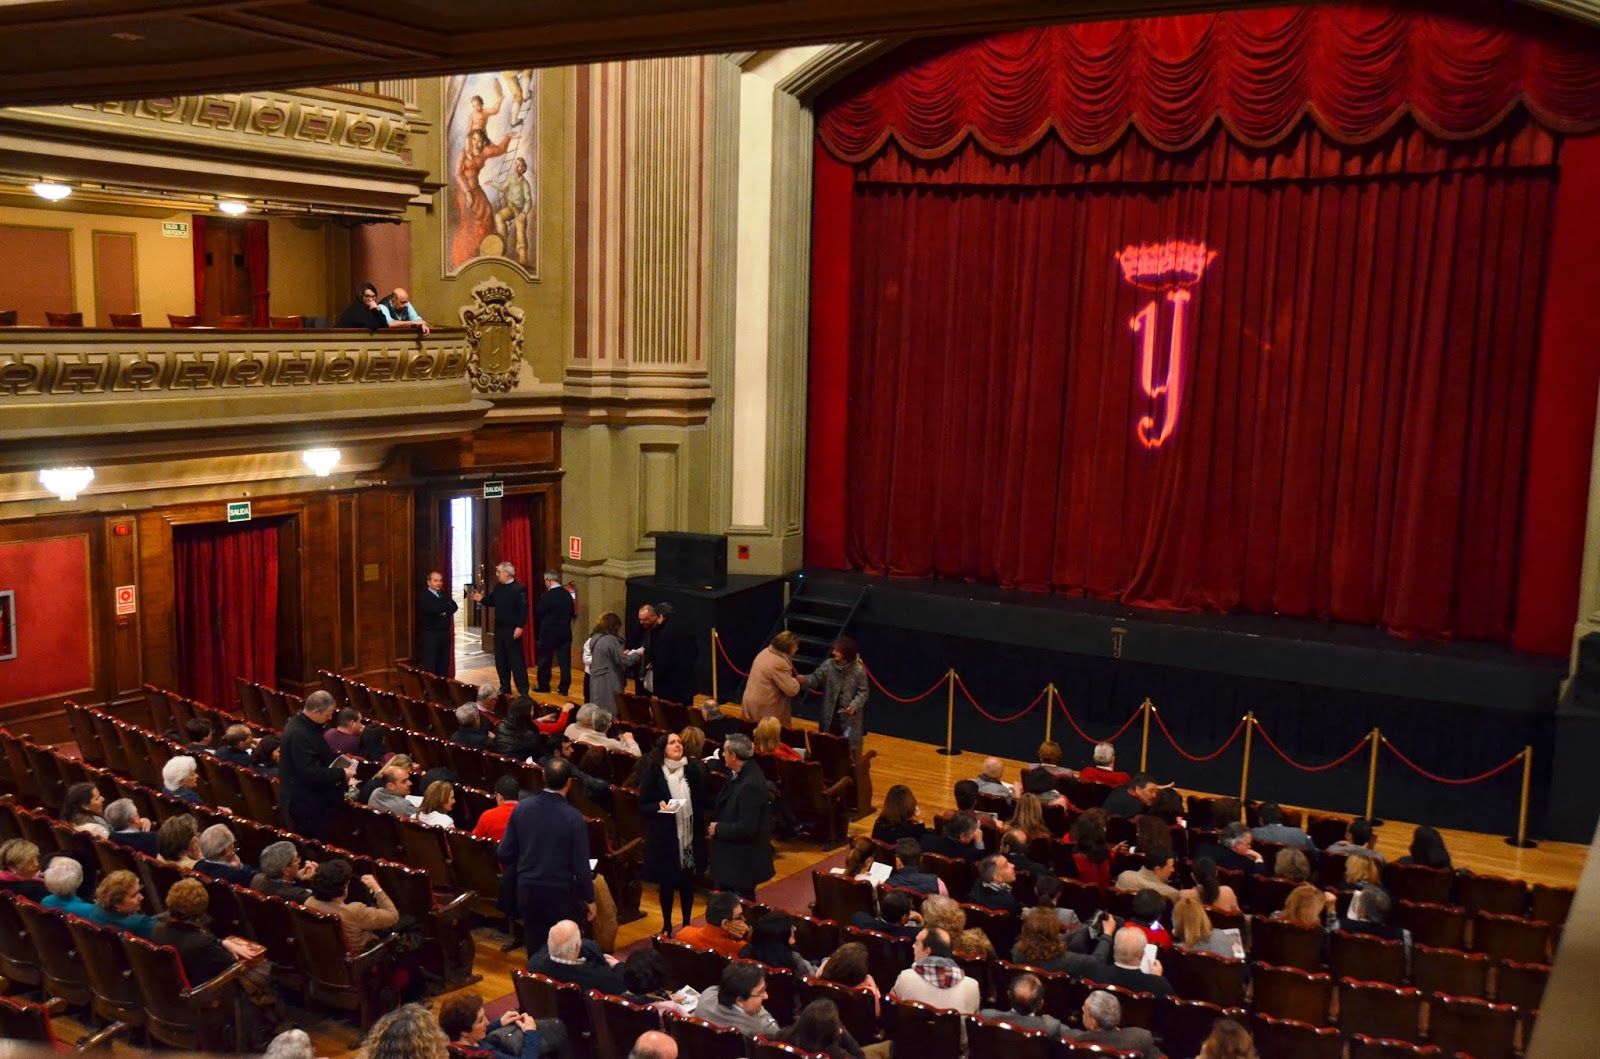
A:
460 276 526 394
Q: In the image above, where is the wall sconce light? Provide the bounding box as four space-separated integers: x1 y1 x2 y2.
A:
302 448 340 477
31 181 72 201
38 466 94 501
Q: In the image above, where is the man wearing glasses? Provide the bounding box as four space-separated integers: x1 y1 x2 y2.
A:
693 962 779 1039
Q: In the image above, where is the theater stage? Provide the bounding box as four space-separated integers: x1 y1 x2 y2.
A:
776 570 1586 841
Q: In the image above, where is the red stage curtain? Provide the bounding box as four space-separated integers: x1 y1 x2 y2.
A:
244 219 270 327
190 214 207 318
500 498 539 668
817 6 1600 160
174 521 279 709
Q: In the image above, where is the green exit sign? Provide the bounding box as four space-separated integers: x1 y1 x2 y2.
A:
161 221 190 238
226 501 252 523
483 480 504 499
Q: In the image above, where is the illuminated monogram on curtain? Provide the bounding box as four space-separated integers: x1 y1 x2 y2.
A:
1113 241 1218 449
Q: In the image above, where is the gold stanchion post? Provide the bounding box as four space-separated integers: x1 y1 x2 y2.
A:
1045 684 1056 744
936 669 962 756
1139 698 1153 772
710 628 720 705
1238 713 1254 817
1365 729 1383 824
1506 746 1538 849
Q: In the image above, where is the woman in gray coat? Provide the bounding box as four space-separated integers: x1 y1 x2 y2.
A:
800 636 869 753
587 611 628 713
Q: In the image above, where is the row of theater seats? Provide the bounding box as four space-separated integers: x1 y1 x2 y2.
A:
0 310 310 329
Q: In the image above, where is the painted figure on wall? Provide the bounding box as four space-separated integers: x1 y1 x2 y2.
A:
444 72 538 277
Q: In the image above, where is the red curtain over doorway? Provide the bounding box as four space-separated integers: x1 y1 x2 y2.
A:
501 497 540 669
174 521 279 709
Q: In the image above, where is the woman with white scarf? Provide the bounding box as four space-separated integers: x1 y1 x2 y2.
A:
639 731 709 934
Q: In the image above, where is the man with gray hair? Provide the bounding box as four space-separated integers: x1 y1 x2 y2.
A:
162 756 205 804
1063 990 1161 1058
533 569 576 697
263 1028 317 1059
452 703 492 749
970 756 1015 806
251 840 315 902
472 561 530 696
527 919 625 992
570 704 640 757
195 824 257 886
281 689 355 839
707 733 773 899
1084 925 1173 997
627 1030 678 1059
698 698 742 742
41 857 97 918
105 798 159 855
1213 820 1267 875
1081 742 1131 786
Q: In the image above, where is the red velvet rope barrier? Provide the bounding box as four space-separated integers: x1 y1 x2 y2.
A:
1252 721 1370 773
712 634 750 678
860 662 948 704
1380 736 1525 786
1055 696 1145 746
1152 709 1249 763
955 676 1047 724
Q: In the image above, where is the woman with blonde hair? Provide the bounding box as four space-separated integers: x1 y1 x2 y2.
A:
1197 1017 1259 1059
1273 847 1311 882
754 715 802 761
1172 892 1243 958
918 894 965 935
679 725 707 760
743 630 802 724
416 781 456 828
359 1003 449 1059
1278 883 1332 928
954 928 996 960
1345 854 1381 887
1006 793 1052 841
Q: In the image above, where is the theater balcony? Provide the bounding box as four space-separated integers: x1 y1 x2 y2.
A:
0 326 488 470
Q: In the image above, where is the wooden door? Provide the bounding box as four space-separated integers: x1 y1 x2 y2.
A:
201 220 252 321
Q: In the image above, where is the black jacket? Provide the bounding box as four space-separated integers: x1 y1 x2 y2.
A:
484 580 529 636
640 759 709 884
527 942 626 992
643 618 698 707
968 882 1022 915
1101 788 1146 819
110 829 160 856
150 920 236 985
196 859 257 888
534 585 576 646
419 587 459 633
920 832 982 862
279 712 346 832
709 762 774 891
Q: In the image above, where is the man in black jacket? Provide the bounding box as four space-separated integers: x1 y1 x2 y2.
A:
527 919 626 992
473 561 531 696
418 570 459 676
968 854 1021 914
279 691 353 839
708 734 773 900
533 570 576 696
105 798 160 855
635 602 698 706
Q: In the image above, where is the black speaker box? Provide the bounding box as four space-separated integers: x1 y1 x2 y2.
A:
654 532 728 589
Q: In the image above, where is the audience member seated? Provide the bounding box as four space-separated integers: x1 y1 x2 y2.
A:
952 780 996 831
885 838 944 896
920 811 983 862
1033 740 1076 779
105 797 159 855
528 920 626 992
368 764 419 816
739 910 817 975
778 999 875 1059
324 708 367 757
195 823 259 886
1011 907 1081 973
1397 824 1453 869
452 704 493 749
694 961 782 1039
1033 874 1084 931
1275 883 1334 928
915 895 964 938
496 697 548 761
1342 852 1382 890
676 890 750 956
850 888 921 938
336 283 387 329
1273 847 1311 883
955 927 996 960
61 782 110 836
817 941 882 1014
417 781 457 828
40 856 95 916
968 854 1021 914
888 927 980 1013
1131 815 1173 856
697 699 745 743
1145 787 1186 826
627 1030 677 1059
1339 884 1408 945
970 756 1016 806
1126 890 1174 951
216 724 256 768
1183 856 1240 913
83 869 158 938
1069 813 1114 888
362 1004 449 1059
1062 990 1162 1059
1007 793 1054 839
830 837 879 884
1196 1017 1256 1059
1172 892 1243 959
1251 802 1314 849
472 776 524 841
185 717 218 755
1101 772 1160 819
252 840 315 902
250 736 281 777
378 287 431 334
569 704 640 757
1325 817 1385 863
870 785 927 845
437 990 567 1059
980 971 1066 1037
1115 847 1180 901
1083 925 1173 996
163 755 206 804
155 879 284 1050
1211 822 1267 875
999 829 1052 880
157 814 202 868
307 859 399 951
1079 742 1131 786
1021 769 1069 810
620 949 692 1016
752 715 802 764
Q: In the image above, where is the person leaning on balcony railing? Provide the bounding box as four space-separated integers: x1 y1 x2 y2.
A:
379 287 431 336
336 282 387 329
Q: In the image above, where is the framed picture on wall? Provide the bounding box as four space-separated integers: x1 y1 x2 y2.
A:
0 590 14 661
441 71 539 280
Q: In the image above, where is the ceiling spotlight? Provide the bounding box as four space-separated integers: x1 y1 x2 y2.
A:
217 200 248 215
302 448 340 477
31 181 71 201
38 466 94 501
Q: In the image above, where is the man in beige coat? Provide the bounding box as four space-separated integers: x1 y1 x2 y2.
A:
741 631 801 725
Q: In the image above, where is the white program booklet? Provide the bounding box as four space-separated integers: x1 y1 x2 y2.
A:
866 861 893 885
659 798 688 815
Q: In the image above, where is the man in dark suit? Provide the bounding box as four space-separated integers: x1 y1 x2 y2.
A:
533 570 576 696
418 570 459 676
999 829 1053 881
526 919 626 991
498 757 594 950
1083 926 1174 997
473 561 531 696
635 602 698 706
920 811 984 862
968 854 1021 914
708 734 773 900
1062 990 1162 1058
279 691 354 839
1101 773 1160 819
